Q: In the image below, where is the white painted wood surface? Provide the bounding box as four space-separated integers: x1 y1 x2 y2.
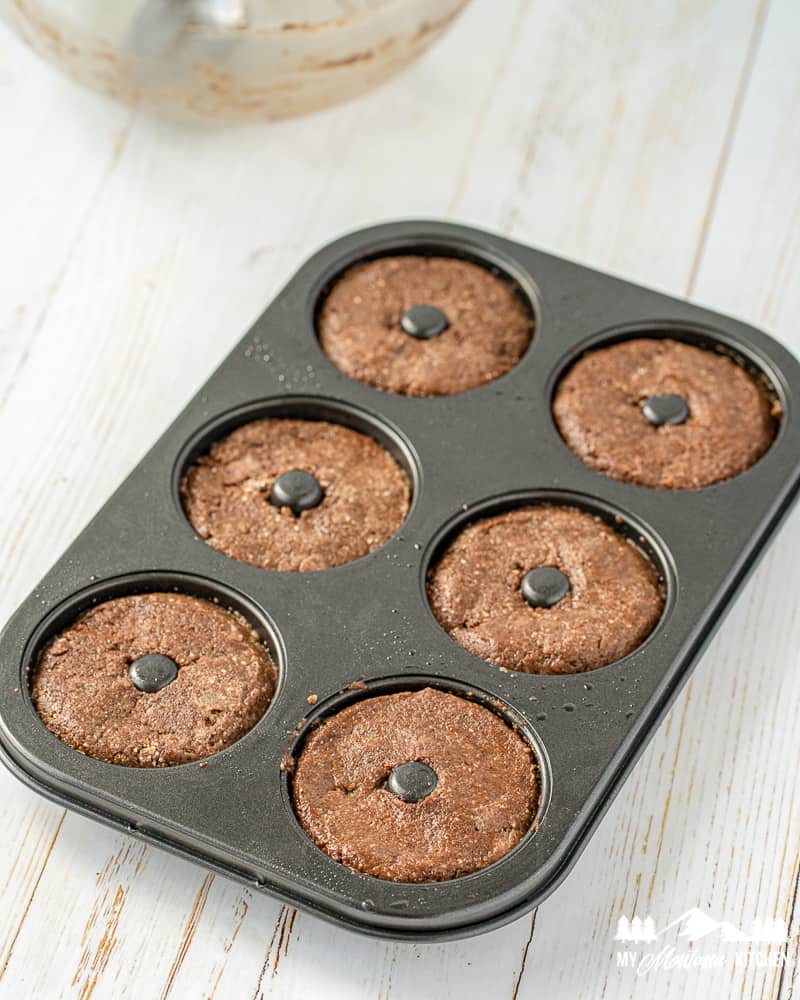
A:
1 0 799 996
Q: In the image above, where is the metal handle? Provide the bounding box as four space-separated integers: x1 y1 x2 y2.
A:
127 0 249 63
191 0 248 30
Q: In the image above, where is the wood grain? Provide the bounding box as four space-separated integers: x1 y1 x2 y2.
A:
1 0 799 996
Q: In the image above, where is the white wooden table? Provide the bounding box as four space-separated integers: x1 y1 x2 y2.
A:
2 1 799 996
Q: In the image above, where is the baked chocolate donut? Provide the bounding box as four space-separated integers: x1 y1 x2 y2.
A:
31 592 276 766
292 688 538 882
427 505 663 674
553 338 778 489
317 256 533 396
180 418 411 571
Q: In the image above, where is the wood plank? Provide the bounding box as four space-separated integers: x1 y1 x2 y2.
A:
689 2 800 997
0 36 134 412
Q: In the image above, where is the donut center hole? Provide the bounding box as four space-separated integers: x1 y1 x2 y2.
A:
400 304 449 340
128 653 179 693
521 566 571 609
386 760 438 802
641 393 689 427
269 469 324 516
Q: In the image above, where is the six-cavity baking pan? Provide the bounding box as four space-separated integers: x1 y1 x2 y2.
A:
1 220 800 941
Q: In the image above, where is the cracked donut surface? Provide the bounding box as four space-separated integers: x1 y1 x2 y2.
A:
317 255 533 397
427 505 663 674
31 592 276 766
181 418 411 571
553 338 779 489
292 687 539 882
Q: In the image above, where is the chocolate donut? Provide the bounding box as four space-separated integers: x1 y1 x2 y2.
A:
317 256 533 396
553 338 778 489
292 688 538 882
427 505 663 674
31 592 276 767
180 418 410 571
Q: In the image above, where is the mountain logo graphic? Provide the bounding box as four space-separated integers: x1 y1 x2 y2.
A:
614 908 788 944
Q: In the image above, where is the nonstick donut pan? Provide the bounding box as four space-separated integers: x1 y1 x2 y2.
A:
1 220 799 940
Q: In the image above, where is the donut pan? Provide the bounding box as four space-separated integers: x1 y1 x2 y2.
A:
1 220 800 941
